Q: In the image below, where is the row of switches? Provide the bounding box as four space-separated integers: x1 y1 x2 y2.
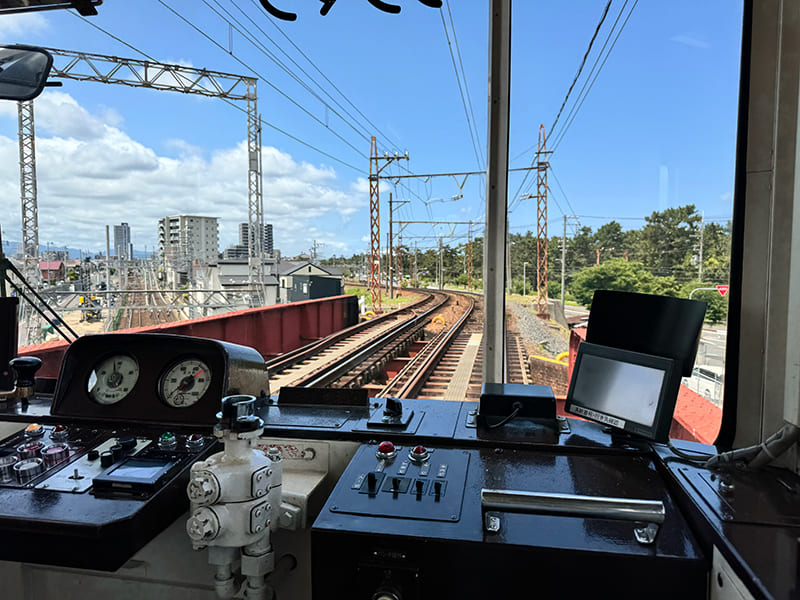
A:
363 473 444 499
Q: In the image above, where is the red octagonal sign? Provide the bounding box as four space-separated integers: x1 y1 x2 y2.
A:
716 285 730 297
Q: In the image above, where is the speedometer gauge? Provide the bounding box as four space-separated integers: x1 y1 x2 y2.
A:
88 355 140 405
159 359 211 408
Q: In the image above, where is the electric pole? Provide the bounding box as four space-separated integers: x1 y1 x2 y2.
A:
535 124 550 319
105 225 111 309
388 193 410 300
562 215 567 311
413 243 418 288
698 212 704 282
388 193 393 299
562 215 579 313
467 221 474 289
396 233 403 296
386 232 391 295
439 238 444 290
368 136 408 313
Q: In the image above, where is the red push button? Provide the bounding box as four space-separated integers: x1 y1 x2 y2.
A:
51 424 68 442
409 445 430 463
376 441 397 459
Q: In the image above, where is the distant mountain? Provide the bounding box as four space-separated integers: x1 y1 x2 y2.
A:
1 240 152 260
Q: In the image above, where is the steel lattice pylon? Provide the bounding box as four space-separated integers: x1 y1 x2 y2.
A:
535 124 550 319
42 48 264 300
368 137 382 313
246 82 265 305
467 221 473 289
367 138 409 312
396 235 403 294
18 100 40 284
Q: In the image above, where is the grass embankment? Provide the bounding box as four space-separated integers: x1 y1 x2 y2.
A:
345 286 423 310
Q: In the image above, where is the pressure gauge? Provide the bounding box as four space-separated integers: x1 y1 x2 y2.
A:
88 355 140 405
159 359 211 408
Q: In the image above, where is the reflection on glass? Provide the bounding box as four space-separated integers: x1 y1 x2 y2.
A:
571 354 665 428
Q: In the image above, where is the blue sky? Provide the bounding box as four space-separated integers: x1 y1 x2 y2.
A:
0 1 743 258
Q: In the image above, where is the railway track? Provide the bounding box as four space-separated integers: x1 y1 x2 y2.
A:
269 289 533 401
267 292 447 390
120 269 182 329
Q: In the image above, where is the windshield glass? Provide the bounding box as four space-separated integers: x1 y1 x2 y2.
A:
0 1 741 443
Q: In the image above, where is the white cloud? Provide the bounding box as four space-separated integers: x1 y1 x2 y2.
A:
670 34 710 49
0 13 48 37
0 92 365 256
34 92 114 139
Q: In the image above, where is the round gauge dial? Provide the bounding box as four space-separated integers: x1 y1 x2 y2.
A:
88 355 140 405
159 359 211 408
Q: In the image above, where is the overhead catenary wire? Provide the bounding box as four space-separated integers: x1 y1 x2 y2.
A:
549 166 578 219
512 0 612 162
157 0 368 160
445 0 483 164
211 0 382 147
509 0 613 211
71 10 365 174
70 10 158 61
543 0 631 155
440 3 483 170
247 0 405 154
550 0 639 153
513 1 640 218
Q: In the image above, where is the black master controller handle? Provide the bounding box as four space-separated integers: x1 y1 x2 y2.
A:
9 356 42 388
217 394 263 433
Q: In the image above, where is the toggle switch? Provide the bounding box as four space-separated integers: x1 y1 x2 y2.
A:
100 450 114 469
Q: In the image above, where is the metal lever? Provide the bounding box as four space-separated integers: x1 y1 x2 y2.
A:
480 489 665 545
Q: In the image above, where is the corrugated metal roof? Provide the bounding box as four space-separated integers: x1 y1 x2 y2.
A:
39 261 64 270
219 275 278 286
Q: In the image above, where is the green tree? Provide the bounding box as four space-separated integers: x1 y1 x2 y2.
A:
699 221 731 283
568 226 595 271
595 221 625 258
637 205 702 279
569 259 658 305
680 281 728 324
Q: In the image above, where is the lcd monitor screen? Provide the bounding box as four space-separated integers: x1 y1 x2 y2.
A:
566 342 680 442
109 458 173 481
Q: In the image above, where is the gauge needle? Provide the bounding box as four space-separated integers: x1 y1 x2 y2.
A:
171 371 201 398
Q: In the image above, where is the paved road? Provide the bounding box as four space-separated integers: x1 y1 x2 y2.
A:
563 304 589 320
696 324 727 369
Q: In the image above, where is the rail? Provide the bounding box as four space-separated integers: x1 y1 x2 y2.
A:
378 296 475 398
295 293 449 388
265 292 433 375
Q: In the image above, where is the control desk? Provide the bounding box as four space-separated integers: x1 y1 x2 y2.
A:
0 333 795 600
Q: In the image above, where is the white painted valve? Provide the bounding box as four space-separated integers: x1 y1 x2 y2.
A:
186 395 283 599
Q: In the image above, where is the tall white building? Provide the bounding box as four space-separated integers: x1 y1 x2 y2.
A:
238 222 274 256
158 215 219 272
113 223 131 259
